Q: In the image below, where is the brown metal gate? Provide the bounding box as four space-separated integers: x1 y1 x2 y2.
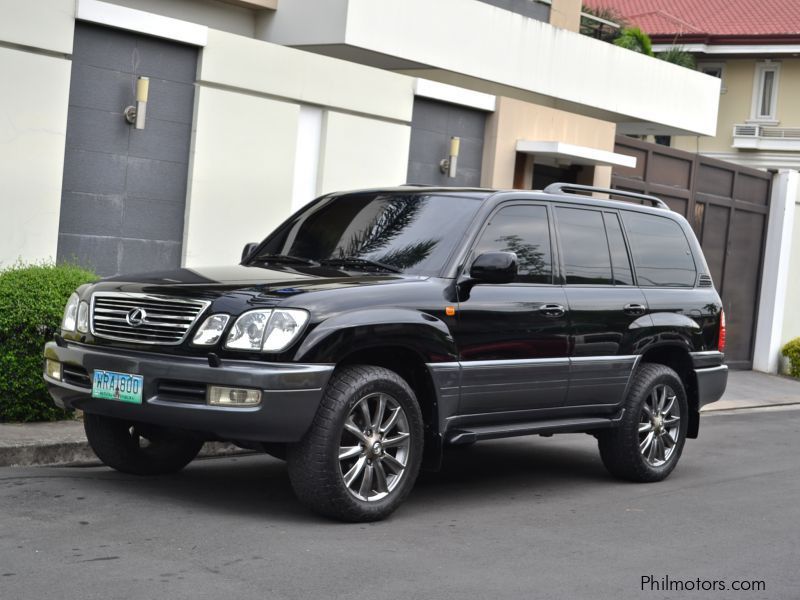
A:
611 136 771 369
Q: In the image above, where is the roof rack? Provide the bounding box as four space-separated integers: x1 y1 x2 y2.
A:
544 183 670 210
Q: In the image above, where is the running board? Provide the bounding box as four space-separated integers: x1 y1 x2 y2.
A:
446 410 625 445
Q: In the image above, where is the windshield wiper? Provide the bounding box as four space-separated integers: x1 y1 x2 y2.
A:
320 257 401 273
252 254 319 266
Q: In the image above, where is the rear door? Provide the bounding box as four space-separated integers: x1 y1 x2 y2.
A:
453 203 570 416
554 206 649 408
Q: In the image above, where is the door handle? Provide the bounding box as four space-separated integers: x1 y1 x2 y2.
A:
623 303 647 316
539 303 565 318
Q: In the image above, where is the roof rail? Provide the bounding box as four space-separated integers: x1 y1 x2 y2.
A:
544 183 670 210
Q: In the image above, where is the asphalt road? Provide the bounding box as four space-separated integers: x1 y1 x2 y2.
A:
1 407 798 600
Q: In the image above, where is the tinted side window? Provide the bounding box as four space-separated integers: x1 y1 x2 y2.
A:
603 212 634 286
473 204 552 284
556 207 613 285
621 211 697 287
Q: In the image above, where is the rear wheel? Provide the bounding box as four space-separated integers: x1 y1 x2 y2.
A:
84 413 203 475
598 363 688 482
287 365 424 522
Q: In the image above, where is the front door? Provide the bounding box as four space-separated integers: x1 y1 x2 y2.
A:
453 203 570 416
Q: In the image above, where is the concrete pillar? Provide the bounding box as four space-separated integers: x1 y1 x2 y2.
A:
549 0 582 32
752 170 799 373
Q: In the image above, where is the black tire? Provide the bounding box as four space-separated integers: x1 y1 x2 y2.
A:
84 413 204 475
598 363 689 482
287 365 424 522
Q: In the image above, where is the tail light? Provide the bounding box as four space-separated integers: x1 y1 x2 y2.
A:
718 309 726 352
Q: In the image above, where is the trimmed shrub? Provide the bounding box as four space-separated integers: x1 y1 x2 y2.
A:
0 262 97 422
782 338 800 379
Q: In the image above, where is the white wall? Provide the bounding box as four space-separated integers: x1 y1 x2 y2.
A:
780 191 800 354
0 0 74 268
318 112 411 195
183 87 299 267
183 29 416 267
261 0 720 136
753 170 799 373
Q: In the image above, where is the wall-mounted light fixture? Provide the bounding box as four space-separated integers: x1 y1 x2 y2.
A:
124 76 150 130
439 136 460 178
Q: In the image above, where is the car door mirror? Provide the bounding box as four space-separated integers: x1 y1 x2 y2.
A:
241 242 259 263
469 251 517 284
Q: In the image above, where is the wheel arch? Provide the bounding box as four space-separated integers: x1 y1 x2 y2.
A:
639 344 699 438
335 345 445 471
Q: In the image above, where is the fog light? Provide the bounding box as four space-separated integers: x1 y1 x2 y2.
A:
207 385 261 406
46 359 62 381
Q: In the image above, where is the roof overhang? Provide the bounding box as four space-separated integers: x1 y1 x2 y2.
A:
652 42 800 55
515 141 637 168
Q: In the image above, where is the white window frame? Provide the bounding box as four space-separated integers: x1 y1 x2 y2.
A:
750 62 780 123
698 62 726 93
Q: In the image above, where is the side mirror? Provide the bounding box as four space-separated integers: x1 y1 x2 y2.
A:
469 251 517 284
241 242 259 263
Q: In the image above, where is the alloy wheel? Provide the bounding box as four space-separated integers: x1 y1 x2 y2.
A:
639 384 681 467
338 392 411 502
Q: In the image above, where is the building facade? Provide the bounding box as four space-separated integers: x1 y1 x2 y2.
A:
1 0 720 276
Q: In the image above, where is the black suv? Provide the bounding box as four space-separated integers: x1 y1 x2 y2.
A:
44 184 728 521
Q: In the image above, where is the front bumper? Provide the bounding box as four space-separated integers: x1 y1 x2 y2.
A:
43 341 334 443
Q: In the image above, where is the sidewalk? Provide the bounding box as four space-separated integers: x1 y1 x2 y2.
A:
1 370 798 467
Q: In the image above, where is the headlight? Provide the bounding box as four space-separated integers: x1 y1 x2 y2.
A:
61 293 80 332
193 314 230 346
225 309 309 352
262 309 309 352
77 301 89 333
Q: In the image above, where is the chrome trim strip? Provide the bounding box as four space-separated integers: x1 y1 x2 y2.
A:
569 355 637 363
90 292 211 346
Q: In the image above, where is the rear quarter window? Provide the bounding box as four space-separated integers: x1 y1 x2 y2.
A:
621 211 697 287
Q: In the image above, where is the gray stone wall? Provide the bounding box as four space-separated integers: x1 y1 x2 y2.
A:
57 23 197 276
407 98 487 188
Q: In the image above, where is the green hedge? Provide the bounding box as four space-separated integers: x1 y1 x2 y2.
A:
782 338 800 379
0 262 97 422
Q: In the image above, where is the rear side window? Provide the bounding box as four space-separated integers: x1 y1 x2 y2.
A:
473 204 552 284
556 207 613 285
621 211 697 287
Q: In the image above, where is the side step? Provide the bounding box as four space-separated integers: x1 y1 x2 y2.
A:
446 410 625 445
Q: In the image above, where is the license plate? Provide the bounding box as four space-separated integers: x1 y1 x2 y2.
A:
91 370 143 404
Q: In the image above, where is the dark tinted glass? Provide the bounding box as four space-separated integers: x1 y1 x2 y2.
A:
621 211 697 287
255 193 483 276
473 204 552 284
556 207 613 285
603 212 634 285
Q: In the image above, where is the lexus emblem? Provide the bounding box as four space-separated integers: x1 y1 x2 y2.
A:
126 307 148 327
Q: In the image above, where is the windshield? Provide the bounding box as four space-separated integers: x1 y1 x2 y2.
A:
252 192 484 276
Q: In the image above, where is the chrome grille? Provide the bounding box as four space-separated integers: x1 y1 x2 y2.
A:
91 293 210 345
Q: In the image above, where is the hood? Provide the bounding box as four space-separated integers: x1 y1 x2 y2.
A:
90 264 423 308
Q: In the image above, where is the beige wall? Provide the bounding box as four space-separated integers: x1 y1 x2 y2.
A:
481 96 617 188
674 58 800 155
0 0 74 268
549 0 581 32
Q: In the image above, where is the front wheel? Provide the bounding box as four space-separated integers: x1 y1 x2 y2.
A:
84 413 204 475
287 365 424 522
598 363 688 482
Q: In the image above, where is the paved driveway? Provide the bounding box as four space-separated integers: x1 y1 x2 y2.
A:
1 407 798 600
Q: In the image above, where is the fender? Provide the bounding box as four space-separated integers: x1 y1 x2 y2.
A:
293 308 458 364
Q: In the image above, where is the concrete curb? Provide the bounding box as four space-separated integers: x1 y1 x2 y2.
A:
0 439 249 468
